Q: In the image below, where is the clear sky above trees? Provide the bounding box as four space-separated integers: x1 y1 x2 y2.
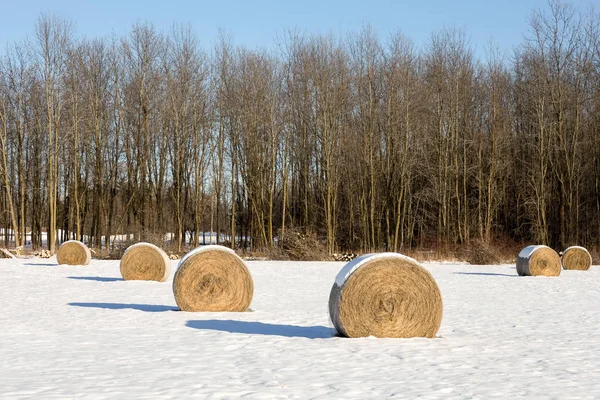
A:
0 0 596 56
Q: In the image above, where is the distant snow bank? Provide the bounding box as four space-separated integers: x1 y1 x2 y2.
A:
0 229 233 249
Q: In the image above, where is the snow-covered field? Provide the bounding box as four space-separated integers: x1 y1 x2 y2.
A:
1 258 599 399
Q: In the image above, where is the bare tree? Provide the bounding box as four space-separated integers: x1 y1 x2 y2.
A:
35 14 74 252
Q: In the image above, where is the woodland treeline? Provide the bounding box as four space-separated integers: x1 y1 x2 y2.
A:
0 0 599 254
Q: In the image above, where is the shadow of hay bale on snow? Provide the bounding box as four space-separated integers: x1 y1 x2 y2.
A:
69 302 177 312
67 276 124 282
186 320 334 339
453 271 517 277
23 262 57 267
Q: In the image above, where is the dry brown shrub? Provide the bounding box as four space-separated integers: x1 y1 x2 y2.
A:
463 240 503 265
94 244 128 260
272 228 331 261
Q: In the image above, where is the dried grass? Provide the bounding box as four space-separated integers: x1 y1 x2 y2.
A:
329 253 443 338
463 240 503 265
173 245 253 312
57 240 91 266
120 242 170 281
561 246 592 271
516 245 561 276
273 229 331 261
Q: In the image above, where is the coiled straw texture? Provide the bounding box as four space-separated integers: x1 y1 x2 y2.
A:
173 245 253 312
120 242 170 281
516 245 561 276
329 253 443 338
56 240 91 266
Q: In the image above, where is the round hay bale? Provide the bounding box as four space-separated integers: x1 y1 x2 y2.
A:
516 245 561 276
329 253 443 338
561 246 592 271
173 245 253 312
56 240 91 266
120 242 170 281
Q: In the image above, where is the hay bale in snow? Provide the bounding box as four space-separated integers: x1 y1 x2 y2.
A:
561 246 592 271
173 245 253 312
56 240 91 266
329 253 443 338
120 242 170 281
516 245 561 276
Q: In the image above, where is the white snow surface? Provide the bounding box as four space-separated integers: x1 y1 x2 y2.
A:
122 242 170 265
517 245 547 259
177 245 240 270
1 258 599 399
333 252 419 286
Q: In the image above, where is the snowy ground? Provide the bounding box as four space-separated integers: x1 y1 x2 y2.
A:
1 258 599 399
0 230 230 250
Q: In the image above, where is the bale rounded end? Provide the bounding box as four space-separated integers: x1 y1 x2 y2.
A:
120 242 171 281
329 253 443 338
516 245 561 276
56 240 91 266
173 245 253 312
562 246 592 271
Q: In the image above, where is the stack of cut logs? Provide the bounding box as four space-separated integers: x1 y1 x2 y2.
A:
333 253 358 262
34 250 52 258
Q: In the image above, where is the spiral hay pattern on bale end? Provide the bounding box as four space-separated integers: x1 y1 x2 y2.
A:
120 242 171 281
173 245 253 312
329 253 443 338
516 245 561 276
56 240 91 266
561 246 592 271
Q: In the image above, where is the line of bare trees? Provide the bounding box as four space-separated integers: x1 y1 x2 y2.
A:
0 0 599 254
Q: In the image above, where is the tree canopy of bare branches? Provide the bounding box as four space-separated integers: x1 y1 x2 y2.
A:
0 1 599 255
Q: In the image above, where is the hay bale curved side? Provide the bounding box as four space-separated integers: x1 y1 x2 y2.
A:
561 246 592 271
173 245 253 312
56 240 91 266
516 245 561 276
329 253 443 338
120 242 171 281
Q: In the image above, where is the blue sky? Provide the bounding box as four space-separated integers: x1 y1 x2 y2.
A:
0 0 595 57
